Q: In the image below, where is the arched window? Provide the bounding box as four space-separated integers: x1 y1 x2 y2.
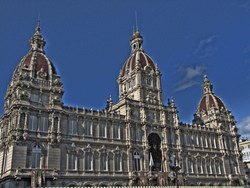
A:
31 145 42 168
134 151 140 171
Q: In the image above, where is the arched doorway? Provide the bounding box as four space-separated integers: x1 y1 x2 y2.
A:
148 133 162 171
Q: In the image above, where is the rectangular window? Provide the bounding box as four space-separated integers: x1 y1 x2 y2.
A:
216 161 221 174
136 128 142 142
84 121 92 136
188 160 193 173
113 124 119 139
69 120 77 135
171 131 176 144
68 154 76 170
31 93 39 102
85 153 92 170
31 145 41 168
114 155 120 171
207 159 211 174
99 123 106 138
197 158 202 173
41 94 49 103
131 126 136 141
40 116 48 132
29 115 37 131
184 134 188 145
100 154 107 171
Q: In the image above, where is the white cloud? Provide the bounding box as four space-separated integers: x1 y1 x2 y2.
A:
193 35 216 58
238 115 250 139
174 65 206 92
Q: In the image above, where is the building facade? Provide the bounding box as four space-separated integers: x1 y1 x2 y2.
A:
239 139 250 185
0 23 246 187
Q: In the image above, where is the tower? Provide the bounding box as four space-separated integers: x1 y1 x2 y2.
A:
113 29 179 182
4 21 63 113
117 29 163 105
192 75 245 185
0 22 64 187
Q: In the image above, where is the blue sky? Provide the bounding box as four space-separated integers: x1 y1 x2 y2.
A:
0 0 250 138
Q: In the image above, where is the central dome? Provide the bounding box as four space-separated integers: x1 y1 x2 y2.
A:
120 30 157 77
120 52 156 77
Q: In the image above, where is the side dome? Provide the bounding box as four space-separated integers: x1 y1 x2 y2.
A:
12 21 57 82
4 22 64 112
197 94 226 114
20 51 57 80
196 75 227 115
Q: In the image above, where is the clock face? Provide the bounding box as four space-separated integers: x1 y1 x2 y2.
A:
37 68 47 79
38 71 46 78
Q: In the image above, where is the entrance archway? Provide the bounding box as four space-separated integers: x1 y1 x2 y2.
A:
148 133 162 171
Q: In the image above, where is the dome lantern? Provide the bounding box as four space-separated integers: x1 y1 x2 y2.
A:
202 74 213 95
29 20 46 53
130 29 143 54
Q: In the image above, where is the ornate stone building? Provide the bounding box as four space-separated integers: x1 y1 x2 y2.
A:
0 23 246 187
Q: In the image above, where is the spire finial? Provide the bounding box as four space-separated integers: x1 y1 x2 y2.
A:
30 17 46 52
35 14 41 33
135 11 139 32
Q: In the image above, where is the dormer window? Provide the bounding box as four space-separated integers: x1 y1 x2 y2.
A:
146 77 151 86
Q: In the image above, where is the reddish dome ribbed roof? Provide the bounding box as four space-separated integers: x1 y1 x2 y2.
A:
22 52 57 78
120 51 156 77
197 93 226 114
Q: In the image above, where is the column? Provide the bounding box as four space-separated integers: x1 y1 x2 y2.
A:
57 116 61 134
17 110 21 130
24 113 28 130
